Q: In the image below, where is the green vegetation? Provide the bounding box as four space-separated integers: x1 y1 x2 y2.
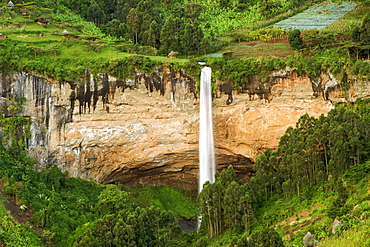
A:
0 0 370 246
0 154 196 246
0 0 368 86
197 99 370 246
124 186 197 220
0 194 7 217
0 216 44 247
288 29 303 49
319 220 370 247
0 0 356 59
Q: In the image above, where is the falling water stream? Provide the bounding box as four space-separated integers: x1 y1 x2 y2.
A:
199 66 215 192
179 65 215 232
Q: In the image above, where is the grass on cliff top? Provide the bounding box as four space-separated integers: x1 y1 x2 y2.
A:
224 39 295 58
58 44 189 64
0 8 190 64
124 186 198 220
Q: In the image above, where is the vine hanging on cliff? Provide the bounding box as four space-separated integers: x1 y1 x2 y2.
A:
0 97 31 160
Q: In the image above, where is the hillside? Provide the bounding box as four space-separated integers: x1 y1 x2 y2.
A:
0 0 369 246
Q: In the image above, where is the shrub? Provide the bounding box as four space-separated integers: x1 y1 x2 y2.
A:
288 29 303 49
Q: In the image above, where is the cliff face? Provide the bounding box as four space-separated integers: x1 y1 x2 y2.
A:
0 66 368 190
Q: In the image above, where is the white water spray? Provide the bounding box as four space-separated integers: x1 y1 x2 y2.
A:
199 66 215 192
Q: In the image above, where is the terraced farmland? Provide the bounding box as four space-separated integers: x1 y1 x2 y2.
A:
272 1 357 30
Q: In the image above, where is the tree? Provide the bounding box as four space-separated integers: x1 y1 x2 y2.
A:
185 2 203 20
288 29 303 49
86 1 106 25
114 0 134 22
199 166 253 237
75 205 185 247
224 181 243 229
249 226 284 247
97 184 135 215
343 40 367 60
351 14 370 59
352 14 370 45
102 19 128 38
239 184 255 233
127 8 140 44
143 21 160 48
139 13 154 45
198 181 223 238
181 22 204 56
259 0 282 16
159 16 184 55
327 179 349 218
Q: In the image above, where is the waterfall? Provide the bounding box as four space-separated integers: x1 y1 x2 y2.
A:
199 66 215 192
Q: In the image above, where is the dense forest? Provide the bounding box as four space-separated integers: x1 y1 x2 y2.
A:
0 0 370 246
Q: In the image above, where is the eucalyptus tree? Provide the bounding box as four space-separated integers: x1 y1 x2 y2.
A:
288 29 303 49
181 22 204 56
351 13 370 59
160 16 184 55
86 1 106 25
127 8 140 44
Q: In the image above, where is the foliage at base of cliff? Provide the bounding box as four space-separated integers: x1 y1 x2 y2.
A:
0 158 197 246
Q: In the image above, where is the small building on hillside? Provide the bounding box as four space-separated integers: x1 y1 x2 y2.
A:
7 1 14 8
35 18 51 25
168 51 178 58
21 9 29 16
0 33 7 39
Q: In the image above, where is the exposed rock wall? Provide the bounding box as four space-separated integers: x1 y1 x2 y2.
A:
0 66 368 190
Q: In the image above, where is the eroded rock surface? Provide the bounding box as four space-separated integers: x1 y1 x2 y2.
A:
1 67 368 190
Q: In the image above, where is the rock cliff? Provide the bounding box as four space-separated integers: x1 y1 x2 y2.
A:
1 66 368 190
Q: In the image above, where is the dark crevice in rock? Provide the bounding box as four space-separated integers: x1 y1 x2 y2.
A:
77 68 94 114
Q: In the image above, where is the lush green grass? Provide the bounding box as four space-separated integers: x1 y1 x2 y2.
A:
221 41 294 58
149 55 190 64
197 4 261 37
124 186 198 220
52 43 190 63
